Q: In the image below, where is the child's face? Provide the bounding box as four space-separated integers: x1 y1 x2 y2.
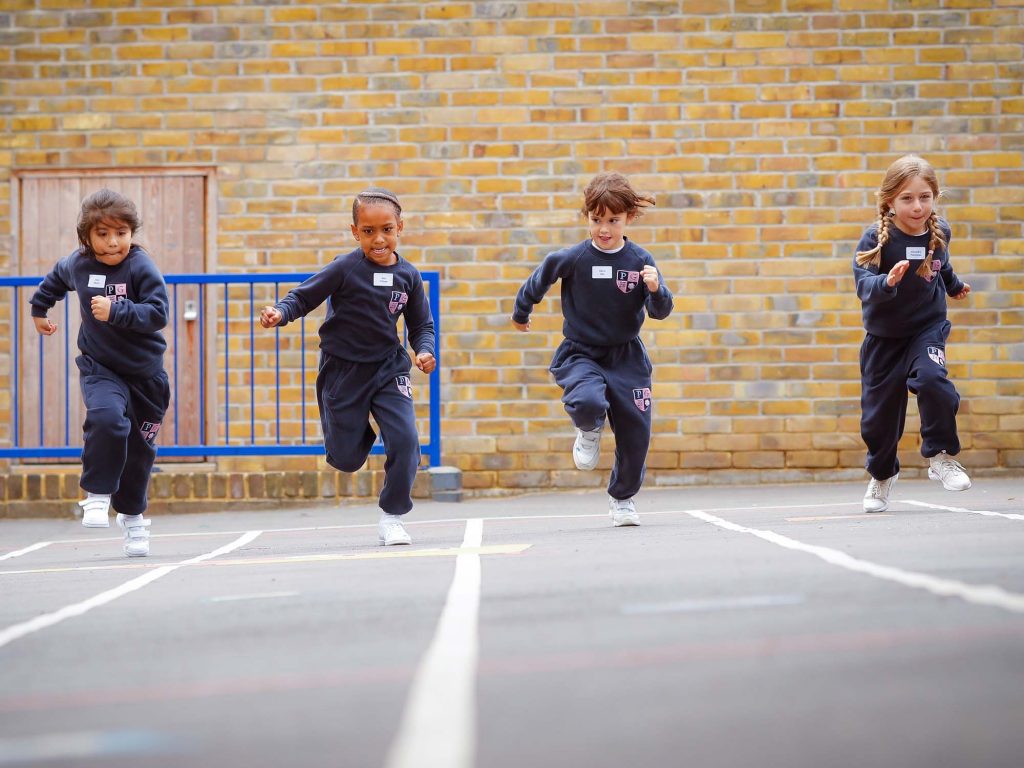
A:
351 203 403 266
889 175 934 236
89 218 133 266
588 207 633 251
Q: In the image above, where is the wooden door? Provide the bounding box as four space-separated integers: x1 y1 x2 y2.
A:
17 172 207 462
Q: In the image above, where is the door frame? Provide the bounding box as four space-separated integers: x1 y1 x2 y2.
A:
10 166 218 463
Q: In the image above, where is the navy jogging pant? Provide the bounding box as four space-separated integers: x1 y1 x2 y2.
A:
550 337 653 501
316 348 420 515
77 355 170 515
859 320 961 481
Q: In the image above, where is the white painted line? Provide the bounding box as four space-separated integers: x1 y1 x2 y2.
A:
903 499 1024 521
0 541 51 561
623 594 805 615
34 501 862 547
0 531 262 651
385 518 483 768
684 509 1024 614
207 591 299 603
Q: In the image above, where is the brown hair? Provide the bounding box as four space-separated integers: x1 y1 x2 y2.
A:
76 188 141 255
352 187 402 223
855 155 946 278
580 172 655 218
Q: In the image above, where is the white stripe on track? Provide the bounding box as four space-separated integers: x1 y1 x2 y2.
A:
903 499 1024 521
684 509 1024 614
0 531 262 651
385 518 483 768
0 542 51 561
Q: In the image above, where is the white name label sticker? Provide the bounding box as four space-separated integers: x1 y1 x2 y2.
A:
905 247 927 260
88 274 106 288
592 265 613 279
373 273 394 286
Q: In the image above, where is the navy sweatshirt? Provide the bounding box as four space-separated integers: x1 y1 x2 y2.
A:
512 238 673 347
853 218 965 338
273 248 434 363
29 245 168 378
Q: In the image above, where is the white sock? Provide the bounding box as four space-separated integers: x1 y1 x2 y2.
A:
86 492 111 501
380 512 404 523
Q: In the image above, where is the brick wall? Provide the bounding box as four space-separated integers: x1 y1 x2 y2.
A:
1 1 1022 499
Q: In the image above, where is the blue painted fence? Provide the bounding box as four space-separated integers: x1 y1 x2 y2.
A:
0 272 441 467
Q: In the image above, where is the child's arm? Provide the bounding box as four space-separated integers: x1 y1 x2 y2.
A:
937 228 968 300
106 259 168 332
853 259 905 302
263 260 345 328
642 262 673 320
404 275 436 370
28 258 74 332
510 249 573 331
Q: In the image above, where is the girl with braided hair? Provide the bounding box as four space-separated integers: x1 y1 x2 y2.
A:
853 155 972 513
259 188 435 545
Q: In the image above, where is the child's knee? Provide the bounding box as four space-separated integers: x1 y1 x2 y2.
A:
85 406 129 439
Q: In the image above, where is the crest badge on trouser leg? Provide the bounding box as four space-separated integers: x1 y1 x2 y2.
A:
396 376 412 398
633 387 652 412
926 346 945 366
616 270 639 294
140 421 162 444
389 291 408 314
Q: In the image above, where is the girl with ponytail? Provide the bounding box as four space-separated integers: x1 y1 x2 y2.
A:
853 156 973 513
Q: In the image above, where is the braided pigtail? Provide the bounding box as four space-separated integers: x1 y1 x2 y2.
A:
856 208 889 269
917 211 947 277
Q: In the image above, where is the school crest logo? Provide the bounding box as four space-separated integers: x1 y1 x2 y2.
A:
105 283 128 302
616 270 640 294
633 387 652 412
396 376 412 398
140 421 162 444
927 346 945 366
389 290 408 314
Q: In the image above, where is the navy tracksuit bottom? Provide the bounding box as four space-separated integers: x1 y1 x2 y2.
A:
77 355 170 515
550 337 653 501
860 320 961 481
316 348 420 515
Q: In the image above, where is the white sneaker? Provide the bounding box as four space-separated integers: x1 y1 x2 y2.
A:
116 513 151 557
928 452 971 491
609 496 640 527
863 474 897 513
378 515 412 546
79 493 111 528
573 426 603 471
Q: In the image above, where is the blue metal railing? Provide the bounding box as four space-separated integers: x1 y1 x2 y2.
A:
0 272 441 467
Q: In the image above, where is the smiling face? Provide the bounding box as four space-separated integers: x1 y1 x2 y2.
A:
888 175 935 236
351 203 403 266
588 207 634 251
88 218 133 266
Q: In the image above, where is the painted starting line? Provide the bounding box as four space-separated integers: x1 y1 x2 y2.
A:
1 500 1022 768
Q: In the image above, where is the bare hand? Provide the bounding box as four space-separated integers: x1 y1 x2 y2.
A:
259 306 282 328
415 352 436 374
512 317 530 332
642 265 660 292
91 295 112 322
886 260 910 287
33 316 57 335
951 283 971 300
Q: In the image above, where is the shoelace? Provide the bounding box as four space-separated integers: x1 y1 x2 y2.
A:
867 479 888 498
936 458 965 476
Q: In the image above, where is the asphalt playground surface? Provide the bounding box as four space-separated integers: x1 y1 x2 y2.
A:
0 477 1022 768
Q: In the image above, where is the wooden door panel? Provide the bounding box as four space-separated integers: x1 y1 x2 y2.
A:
18 172 207 462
